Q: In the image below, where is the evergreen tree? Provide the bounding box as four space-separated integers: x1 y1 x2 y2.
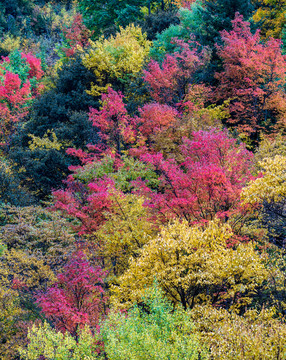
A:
200 0 255 47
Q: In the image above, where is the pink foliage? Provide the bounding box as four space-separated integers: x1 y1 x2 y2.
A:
53 177 115 235
144 39 210 106
0 71 31 110
136 102 179 138
0 71 31 147
36 251 107 337
215 13 286 136
138 129 254 223
0 51 44 148
89 88 136 154
21 53 44 80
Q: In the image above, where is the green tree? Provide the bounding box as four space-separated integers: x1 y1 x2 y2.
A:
102 285 208 360
199 0 254 47
19 323 101 360
78 0 174 37
9 57 98 199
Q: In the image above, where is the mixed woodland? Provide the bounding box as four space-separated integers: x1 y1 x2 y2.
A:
1 0 286 358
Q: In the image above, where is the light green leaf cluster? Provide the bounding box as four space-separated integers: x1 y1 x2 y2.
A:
74 155 159 192
19 322 101 360
101 285 208 360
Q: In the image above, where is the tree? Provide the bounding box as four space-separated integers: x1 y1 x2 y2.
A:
141 9 180 41
36 251 107 338
88 89 182 156
253 0 286 39
20 286 207 360
191 305 286 359
0 70 31 149
0 49 44 151
150 4 206 60
138 129 254 224
82 25 151 96
9 56 98 199
199 0 254 47
19 322 100 360
52 153 159 236
57 13 93 60
78 0 175 36
78 0 145 36
53 178 115 235
92 193 158 277
111 219 267 310
144 38 210 106
215 14 286 142
88 88 137 155
136 102 179 140
242 155 286 248
102 285 208 360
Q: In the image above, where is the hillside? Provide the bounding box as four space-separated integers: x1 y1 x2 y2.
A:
1 1 286 359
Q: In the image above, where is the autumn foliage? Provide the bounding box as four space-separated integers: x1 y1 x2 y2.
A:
36 251 107 337
60 13 93 58
215 14 286 140
2 1 286 359
0 50 43 149
144 38 210 106
137 129 254 223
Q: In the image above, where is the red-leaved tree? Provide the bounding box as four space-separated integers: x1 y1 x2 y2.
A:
53 177 116 235
144 38 210 106
215 13 286 140
61 13 93 58
88 88 181 155
136 102 179 139
36 251 107 337
136 129 254 223
0 51 44 150
89 88 137 155
0 71 31 148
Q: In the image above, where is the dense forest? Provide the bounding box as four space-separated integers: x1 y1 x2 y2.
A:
1 0 286 358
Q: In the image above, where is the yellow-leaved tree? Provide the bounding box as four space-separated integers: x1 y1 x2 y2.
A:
82 24 151 96
190 305 286 359
252 0 286 38
255 134 286 165
242 155 286 248
111 219 268 310
90 193 158 277
242 155 286 205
